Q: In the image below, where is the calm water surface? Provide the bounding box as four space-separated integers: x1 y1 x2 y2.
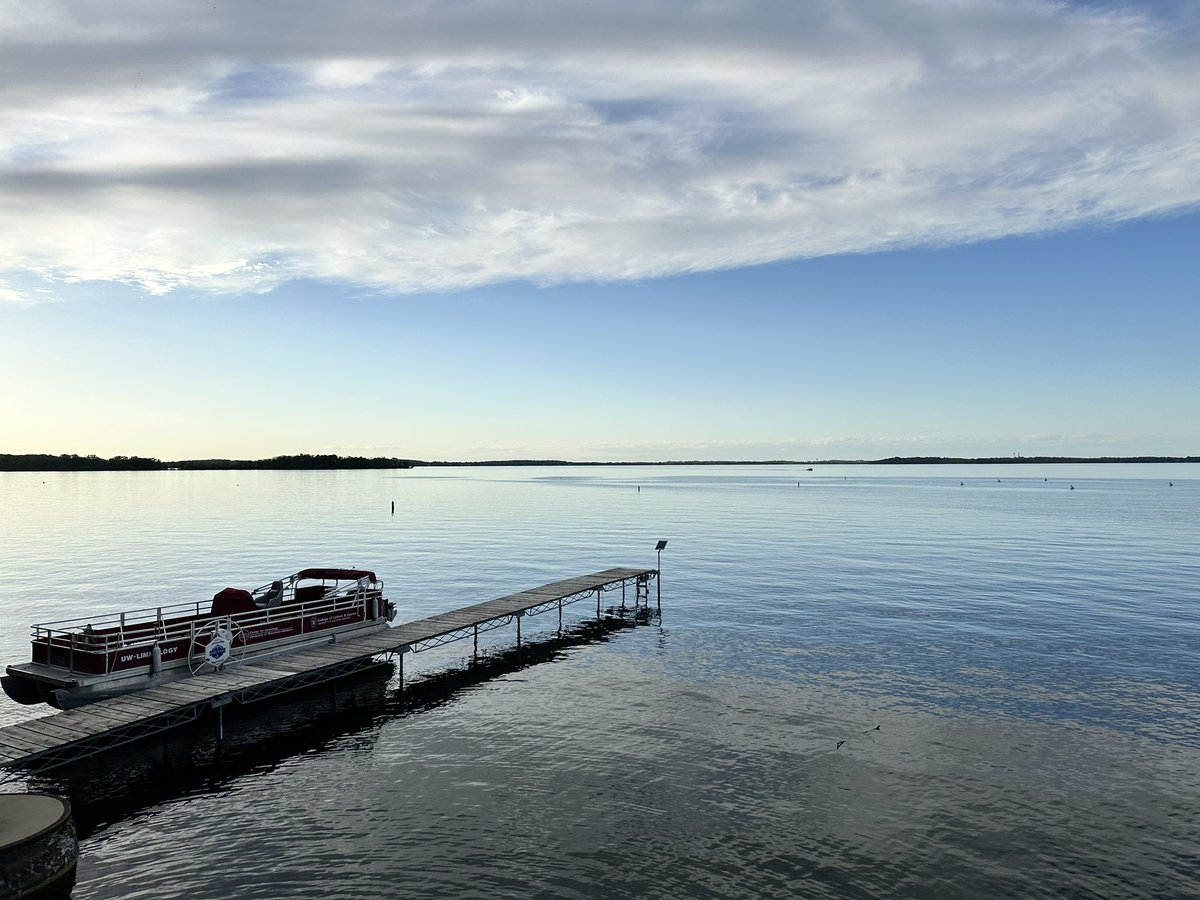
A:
1 464 1197 898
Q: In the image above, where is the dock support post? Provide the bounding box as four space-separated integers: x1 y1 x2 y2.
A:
399 650 404 691
596 589 601 619
212 696 231 743
558 598 562 633
621 581 626 611
516 614 522 648
473 625 478 659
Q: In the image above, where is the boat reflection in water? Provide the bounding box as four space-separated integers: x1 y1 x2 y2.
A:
24 609 658 840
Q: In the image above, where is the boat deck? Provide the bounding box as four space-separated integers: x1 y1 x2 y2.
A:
0 567 657 771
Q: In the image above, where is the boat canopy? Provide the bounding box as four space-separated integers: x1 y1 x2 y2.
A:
295 568 377 582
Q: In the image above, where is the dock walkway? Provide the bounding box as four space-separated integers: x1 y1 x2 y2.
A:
0 567 657 772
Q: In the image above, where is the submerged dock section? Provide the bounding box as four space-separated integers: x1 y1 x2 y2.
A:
0 567 657 772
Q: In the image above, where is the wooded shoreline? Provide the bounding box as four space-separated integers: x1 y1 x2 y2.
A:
2 453 1197 472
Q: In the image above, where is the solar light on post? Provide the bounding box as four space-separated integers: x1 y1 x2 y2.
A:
655 540 668 605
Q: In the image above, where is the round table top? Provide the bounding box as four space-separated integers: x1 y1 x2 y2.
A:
0 793 72 849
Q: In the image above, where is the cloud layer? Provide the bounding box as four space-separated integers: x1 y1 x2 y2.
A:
2 0 1198 295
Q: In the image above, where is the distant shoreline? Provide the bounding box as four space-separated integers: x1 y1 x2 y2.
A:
1 453 1197 472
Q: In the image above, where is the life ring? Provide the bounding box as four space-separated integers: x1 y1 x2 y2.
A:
190 618 245 675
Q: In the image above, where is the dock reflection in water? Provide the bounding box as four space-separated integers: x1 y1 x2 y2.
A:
26 611 657 843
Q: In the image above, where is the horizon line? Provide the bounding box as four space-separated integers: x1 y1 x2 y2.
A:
2 452 1198 472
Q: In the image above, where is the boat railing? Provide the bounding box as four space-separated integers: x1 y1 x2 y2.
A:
30 581 381 676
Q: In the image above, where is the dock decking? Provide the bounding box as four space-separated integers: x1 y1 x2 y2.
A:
0 567 657 772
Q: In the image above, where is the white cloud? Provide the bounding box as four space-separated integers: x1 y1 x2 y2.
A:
0 279 32 303
0 0 1197 295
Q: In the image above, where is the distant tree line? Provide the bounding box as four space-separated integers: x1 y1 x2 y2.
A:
0 453 414 471
871 456 1200 464
3 453 1195 472
0 454 165 471
411 456 1200 466
418 459 803 466
172 454 415 470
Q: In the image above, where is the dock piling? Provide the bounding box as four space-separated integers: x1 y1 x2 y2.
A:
211 696 232 742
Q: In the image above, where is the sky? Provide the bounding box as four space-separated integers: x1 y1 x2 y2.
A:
1 0 1198 462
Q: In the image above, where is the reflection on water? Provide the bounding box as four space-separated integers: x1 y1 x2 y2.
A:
25 665 396 838
23 613 656 843
1 465 1198 898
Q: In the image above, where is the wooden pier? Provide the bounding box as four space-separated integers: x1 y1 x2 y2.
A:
0 567 657 773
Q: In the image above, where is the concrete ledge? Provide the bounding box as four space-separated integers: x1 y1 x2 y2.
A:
0 794 77 900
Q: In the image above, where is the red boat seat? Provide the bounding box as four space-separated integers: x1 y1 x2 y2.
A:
210 587 256 615
292 585 331 605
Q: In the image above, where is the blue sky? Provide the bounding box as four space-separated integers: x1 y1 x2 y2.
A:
1 1 1198 461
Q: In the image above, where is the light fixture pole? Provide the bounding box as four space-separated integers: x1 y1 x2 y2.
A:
655 540 668 606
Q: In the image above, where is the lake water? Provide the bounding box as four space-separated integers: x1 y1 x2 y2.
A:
1 464 1197 898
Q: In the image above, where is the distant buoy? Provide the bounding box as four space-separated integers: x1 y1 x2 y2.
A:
0 794 77 900
1169 482 1173 487
1070 484 1075 490
391 500 394 515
